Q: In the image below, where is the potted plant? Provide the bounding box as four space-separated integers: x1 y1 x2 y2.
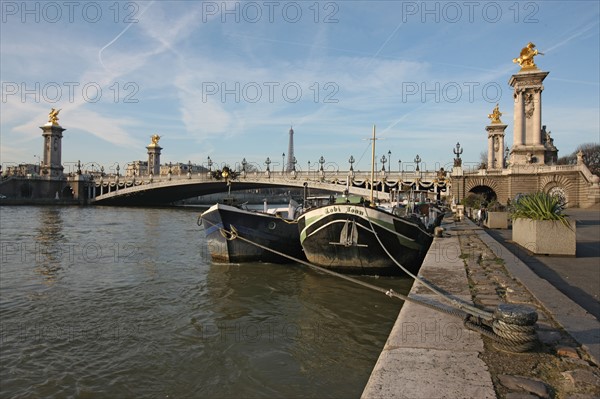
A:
510 192 576 256
484 200 509 229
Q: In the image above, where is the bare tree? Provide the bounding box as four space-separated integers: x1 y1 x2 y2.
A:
479 151 488 169
558 143 599 176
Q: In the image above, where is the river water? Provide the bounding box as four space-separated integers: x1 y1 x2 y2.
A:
0 206 411 398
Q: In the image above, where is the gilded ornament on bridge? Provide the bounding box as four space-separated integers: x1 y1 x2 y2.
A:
513 42 543 70
150 134 161 146
488 104 503 124
48 108 61 125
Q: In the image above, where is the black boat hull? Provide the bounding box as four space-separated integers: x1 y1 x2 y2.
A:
201 203 306 263
298 204 433 275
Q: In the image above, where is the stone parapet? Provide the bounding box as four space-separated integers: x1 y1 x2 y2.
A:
361 220 495 399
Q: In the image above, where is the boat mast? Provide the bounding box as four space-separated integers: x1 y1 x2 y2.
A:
370 124 376 205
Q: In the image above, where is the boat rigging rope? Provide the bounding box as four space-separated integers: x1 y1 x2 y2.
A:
361 203 493 321
274 212 299 224
201 217 430 304
199 214 538 352
360 204 538 350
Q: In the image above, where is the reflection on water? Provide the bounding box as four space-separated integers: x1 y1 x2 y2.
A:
0 206 410 398
34 208 65 284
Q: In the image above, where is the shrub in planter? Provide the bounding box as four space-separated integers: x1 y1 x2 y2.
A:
510 192 575 256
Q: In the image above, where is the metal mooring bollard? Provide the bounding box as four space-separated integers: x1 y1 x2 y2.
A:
491 303 539 353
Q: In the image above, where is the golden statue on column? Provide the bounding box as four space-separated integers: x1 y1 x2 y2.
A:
48 108 61 125
488 104 503 124
513 42 543 70
150 134 161 146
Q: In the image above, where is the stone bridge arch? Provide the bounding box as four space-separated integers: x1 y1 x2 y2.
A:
465 177 501 202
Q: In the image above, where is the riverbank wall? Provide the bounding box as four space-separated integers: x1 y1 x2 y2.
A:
361 217 496 398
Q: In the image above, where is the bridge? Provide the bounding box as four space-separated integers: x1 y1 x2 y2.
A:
2 45 599 208
86 169 449 206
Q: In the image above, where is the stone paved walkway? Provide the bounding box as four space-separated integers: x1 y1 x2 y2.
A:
453 222 600 398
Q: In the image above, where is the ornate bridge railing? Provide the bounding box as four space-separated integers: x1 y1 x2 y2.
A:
89 169 450 204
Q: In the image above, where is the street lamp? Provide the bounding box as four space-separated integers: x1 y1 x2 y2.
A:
319 156 325 179
33 155 41 174
398 159 402 172
380 154 387 173
282 152 285 173
414 154 421 172
207 156 213 172
349 155 355 171
388 150 391 174
241 158 247 172
265 157 271 172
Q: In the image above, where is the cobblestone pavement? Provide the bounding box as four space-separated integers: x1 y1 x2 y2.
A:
484 207 600 320
455 225 600 399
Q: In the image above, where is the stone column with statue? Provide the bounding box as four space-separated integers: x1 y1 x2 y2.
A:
486 104 508 170
40 108 66 179
147 134 162 176
508 42 549 166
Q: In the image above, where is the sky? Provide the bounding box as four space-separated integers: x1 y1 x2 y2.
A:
1 0 599 175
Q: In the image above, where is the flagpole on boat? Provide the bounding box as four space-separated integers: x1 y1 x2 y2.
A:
370 124 376 205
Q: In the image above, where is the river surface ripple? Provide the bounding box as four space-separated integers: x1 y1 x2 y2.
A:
0 206 411 398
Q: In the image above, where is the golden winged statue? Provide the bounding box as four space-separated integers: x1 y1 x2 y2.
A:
48 108 61 125
513 42 543 70
151 134 161 145
488 104 503 124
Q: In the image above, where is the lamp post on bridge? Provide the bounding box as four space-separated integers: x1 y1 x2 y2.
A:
241 158 247 178
388 150 391 174
265 157 271 177
414 154 421 172
291 156 297 174
380 154 387 175
398 159 403 181
33 154 41 174
319 156 325 180
282 153 285 174
207 156 213 178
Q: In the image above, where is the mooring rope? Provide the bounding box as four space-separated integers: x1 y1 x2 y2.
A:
361 203 494 321
199 212 538 352
200 216 428 305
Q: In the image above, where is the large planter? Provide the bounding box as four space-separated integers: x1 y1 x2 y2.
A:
484 211 509 229
512 218 576 256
